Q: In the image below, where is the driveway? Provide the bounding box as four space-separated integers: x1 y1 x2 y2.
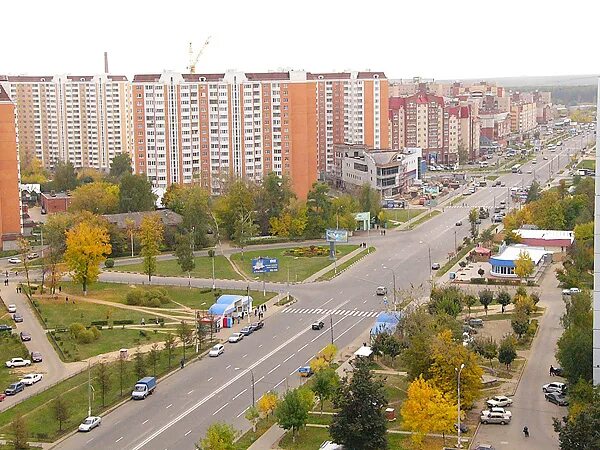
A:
471 264 565 449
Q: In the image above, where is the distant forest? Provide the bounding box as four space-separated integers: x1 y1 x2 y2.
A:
506 85 597 106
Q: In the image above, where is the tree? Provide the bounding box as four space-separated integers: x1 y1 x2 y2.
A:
497 290 511 313
139 214 164 282
163 185 213 249
358 183 382 220
118 174 156 212
64 221 111 294
257 391 278 418
69 181 120 215
232 210 259 259
177 321 193 363
10 414 29 450
269 199 308 238
474 336 498 369
479 227 494 247
332 195 359 230
213 179 256 240
503 229 522 245
148 343 160 377
17 237 32 298
401 376 456 447
498 335 517 371
96 361 111 407
118 354 127 397
525 180 541 203
275 388 310 443
196 422 237 450
53 395 70 431
330 358 388 450
514 250 535 282
255 172 295 235
312 368 339 413
478 289 493 315
557 292 593 384
134 350 146 379
429 286 464 318
53 160 79 192
468 208 479 239
43 213 73 294
429 330 483 407
463 294 477 316
553 400 600 450
305 182 334 238
109 153 133 180
245 406 260 433
164 333 175 369
175 233 196 284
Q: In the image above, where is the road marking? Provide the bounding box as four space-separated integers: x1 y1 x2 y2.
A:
86 438 94 443
242 354 248 358
283 354 294 363
187 390 194 395
213 402 229 416
225 365 231 370
232 388 247 400
363 300 367 304
272 335 277 339
185 430 192 436
236 406 250 418
116 437 123 443
268 364 281 375
298 343 309 352
207 377 213 382
259 344 263 348
130 299 351 450
274 378 286 388
286 326 290 329
255 376 265 384
166 403 172 409
142 419 149 425
290 368 301 376
305 356 314 364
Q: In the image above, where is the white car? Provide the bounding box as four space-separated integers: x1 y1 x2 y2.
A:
6 358 31 368
228 333 243 343
486 395 513 408
20 373 43 385
375 286 387 296
7 257 21 264
562 287 581 296
481 407 512 418
543 382 566 393
7 304 16 313
480 411 511 425
27 253 39 260
78 416 101 432
208 344 224 357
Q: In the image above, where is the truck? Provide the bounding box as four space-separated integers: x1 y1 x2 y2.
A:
131 376 157 400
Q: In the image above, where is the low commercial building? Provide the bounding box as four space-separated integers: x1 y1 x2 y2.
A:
41 192 72 214
102 209 183 230
207 295 253 328
514 229 574 252
489 244 551 278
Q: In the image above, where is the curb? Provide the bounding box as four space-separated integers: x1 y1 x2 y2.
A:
316 248 376 281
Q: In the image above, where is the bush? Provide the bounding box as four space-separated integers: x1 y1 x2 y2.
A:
69 322 86 338
104 259 115 268
78 329 95 344
113 319 134 326
148 298 162 308
125 288 170 308
90 326 101 340
90 320 108 327
470 278 486 284
126 290 144 306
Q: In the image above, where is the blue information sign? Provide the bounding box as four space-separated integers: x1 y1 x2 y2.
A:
252 257 279 274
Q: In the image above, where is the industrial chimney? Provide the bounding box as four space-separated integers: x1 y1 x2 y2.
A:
104 52 109 74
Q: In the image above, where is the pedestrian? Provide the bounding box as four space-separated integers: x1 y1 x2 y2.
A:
263 304 267 311
550 365 555 376
180 359 185 369
15 286 18 293
141 318 145 326
4 270 7 278
66 296 69 303
59 285 62 293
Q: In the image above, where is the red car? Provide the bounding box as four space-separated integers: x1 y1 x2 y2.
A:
0 393 6 402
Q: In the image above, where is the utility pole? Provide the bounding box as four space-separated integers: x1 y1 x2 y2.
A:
428 246 433 282
251 370 255 407
456 363 465 448
330 314 334 345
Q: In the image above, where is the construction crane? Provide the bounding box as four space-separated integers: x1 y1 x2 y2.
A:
187 36 211 74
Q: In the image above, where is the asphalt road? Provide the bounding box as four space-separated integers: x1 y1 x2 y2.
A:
45 134 590 449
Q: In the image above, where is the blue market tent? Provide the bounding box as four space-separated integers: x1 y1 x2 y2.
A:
370 311 402 337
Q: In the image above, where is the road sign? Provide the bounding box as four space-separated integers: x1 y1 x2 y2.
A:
325 229 348 243
251 257 279 274
383 296 388 305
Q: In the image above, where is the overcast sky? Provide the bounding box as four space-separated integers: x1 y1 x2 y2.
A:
2 0 598 80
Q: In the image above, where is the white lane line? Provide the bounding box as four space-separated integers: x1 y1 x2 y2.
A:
305 356 315 364
225 365 231 370
286 326 290 330
166 403 173 409
236 407 250 418
282 354 294 363
185 430 192 437
130 299 351 450
213 402 229 416
187 390 194 395
298 343 309 352
242 354 248 358
320 298 333 307
232 388 248 400
86 438 94 443
142 419 149 425
272 336 277 339
207 377 213 382
267 364 281 374
259 344 263 348
363 300 367 304
255 376 265 384
116 437 123 443
290 368 301 376
274 378 286 388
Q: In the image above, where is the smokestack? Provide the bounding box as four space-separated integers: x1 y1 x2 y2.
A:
104 52 109 74
594 76 600 385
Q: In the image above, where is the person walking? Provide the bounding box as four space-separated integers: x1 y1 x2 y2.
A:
550 365 555 376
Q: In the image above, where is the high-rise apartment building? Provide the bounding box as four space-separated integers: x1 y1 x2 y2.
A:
1 74 133 170
0 85 22 250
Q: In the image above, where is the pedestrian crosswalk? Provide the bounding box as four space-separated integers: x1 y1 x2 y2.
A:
282 307 380 318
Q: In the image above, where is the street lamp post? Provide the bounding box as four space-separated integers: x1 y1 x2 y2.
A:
330 314 334 345
456 363 465 448
382 266 397 309
251 369 255 407
428 246 433 282
454 230 457 254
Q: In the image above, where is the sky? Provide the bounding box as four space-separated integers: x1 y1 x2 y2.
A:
1 0 598 81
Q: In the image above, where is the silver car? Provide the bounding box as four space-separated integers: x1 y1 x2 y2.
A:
480 411 511 425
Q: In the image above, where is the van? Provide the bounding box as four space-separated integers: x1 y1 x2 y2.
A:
469 318 484 327
376 286 387 296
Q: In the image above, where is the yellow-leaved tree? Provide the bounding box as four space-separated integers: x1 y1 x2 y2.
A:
401 376 456 448
64 221 111 295
514 250 535 282
139 214 164 282
257 391 278 418
430 330 483 408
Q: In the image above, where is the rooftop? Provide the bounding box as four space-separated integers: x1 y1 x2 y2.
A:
491 244 549 265
515 229 574 242
102 209 183 229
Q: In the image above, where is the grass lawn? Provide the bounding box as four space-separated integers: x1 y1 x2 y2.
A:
113 255 242 280
577 159 595 170
436 244 475 278
51 327 166 362
0 345 191 442
386 208 422 223
410 210 441 228
0 334 31 388
279 426 413 449
486 175 499 181
449 195 464 206
234 415 277 450
231 245 358 283
317 247 374 281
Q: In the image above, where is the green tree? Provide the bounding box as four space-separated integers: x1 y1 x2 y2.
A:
511 310 530 339
213 179 256 240
358 183 382 220
497 290 512 313
553 401 600 450
109 153 133 180
147 343 159 377
17 237 33 298
42 213 73 294
463 294 477 316
163 185 212 249
178 321 193 363
69 181 120 215
164 333 175 369
525 180 541 203
275 388 310 443
53 160 79 192
196 422 237 450
557 292 593 384
245 406 260 433
96 361 111 407
175 233 196 283
312 368 340 413
232 210 259 259
330 358 388 450
10 414 29 450
305 182 333 238
255 172 295 235
498 335 517 370
139 214 164 282
332 194 359 230
134 350 147 379
53 395 70 431
478 336 498 369
64 221 111 294
429 286 464 318
514 250 535 282
478 289 493 315
479 227 494 247
469 208 479 239
118 174 156 212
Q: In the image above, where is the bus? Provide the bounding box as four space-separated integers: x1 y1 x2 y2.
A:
511 164 521 173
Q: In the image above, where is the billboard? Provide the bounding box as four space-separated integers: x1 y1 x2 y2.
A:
325 229 348 243
251 257 279 274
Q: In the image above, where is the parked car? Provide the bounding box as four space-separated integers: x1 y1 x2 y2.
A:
545 392 568 406
250 321 264 331
31 352 42 363
20 373 42 385
312 321 325 330
5 357 31 368
562 288 581 296
5 382 25 396
480 411 511 425
26 253 39 260
455 220 463 226
240 326 253 336
468 318 484 328
298 366 314 377
208 344 224 357
486 395 513 408
78 416 102 432
493 214 503 223
19 331 31 342
131 376 157 400
7 257 21 264
7 304 16 313
481 407 512 418
228 333 244 343
542 382 566 393
375 286 387 296
553 367 564 377
473 445 495 450
431 262 441 270
12 313 23 323
0 324 12 333
454 422 469 433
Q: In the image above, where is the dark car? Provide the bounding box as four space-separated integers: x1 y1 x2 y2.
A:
0 324 12 333
545 392 568 406
19 331 31 342
31 352 42 363
12 313 23 323
312 321 324 330
250 321 264 331
454 422 469 433
553 367 564 377
5 382 25 396
240 326 253 336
